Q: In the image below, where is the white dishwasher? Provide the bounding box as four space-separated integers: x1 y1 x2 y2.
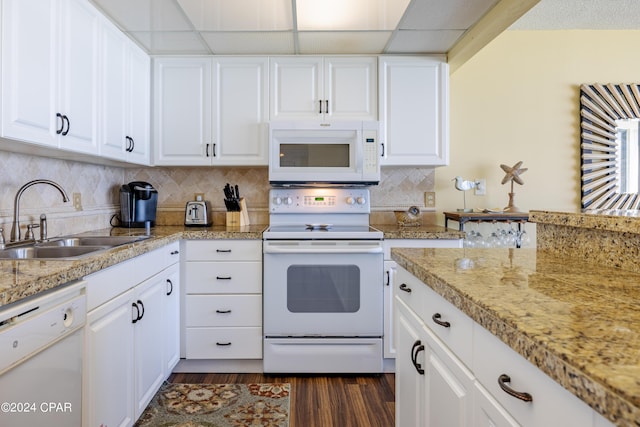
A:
0 281 86 427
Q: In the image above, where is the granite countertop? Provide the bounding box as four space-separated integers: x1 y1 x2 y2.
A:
372 223 464 239
391 247 639 427
0 225 267 309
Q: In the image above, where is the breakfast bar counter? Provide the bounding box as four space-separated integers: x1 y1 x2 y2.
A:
391 246 639 426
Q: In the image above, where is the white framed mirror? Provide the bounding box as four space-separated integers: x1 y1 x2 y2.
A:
581 83 640 209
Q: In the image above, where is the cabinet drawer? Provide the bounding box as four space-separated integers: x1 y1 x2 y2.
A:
184 240 261 261
185 295 262 327
185 327 262 359
394 266 428 312
420 284 473 368
473 324 593 427
184 262 262 294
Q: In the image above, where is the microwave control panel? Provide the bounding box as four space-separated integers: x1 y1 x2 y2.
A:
269 188 371 213
363 128 379 175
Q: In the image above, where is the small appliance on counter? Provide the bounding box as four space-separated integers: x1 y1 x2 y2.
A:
119 181 158 228
184 195 212 227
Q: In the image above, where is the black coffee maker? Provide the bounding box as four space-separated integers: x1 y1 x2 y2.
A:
119 181 158 228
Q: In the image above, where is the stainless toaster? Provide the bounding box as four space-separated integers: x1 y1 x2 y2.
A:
184 200 212 226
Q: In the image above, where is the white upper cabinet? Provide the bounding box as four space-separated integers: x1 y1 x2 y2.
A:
2 0 99 154
153 57 268 166
100 21 150 165
379 56 449 166
212 57 269 165
270 56 377 121
153 57 213 166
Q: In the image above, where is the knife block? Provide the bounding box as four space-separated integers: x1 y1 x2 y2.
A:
226 198 250 227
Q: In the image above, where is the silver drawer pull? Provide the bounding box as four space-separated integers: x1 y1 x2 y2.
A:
432 313 451 328
215 309 232 314
399 283 412 293
498 374 533 402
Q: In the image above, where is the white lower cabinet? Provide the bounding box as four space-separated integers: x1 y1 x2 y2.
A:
183 240 262 361
394 265 613 427
84 242 180 427
396 296 474 427
163 264 181 375
85 287 136 427
384 239 462 359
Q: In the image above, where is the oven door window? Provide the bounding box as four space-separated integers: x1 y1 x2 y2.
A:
287 265 360 313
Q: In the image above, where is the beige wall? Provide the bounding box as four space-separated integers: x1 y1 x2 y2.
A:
438 30 640 224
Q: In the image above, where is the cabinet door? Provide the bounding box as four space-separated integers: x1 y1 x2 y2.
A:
379 56 449 166
1 0 58 146
154 57 212 165
163 264 181 376
422 325 474 427
325 57 377 120
212 57 268 165
134 274 166 419
85 289 135 427
395 297 426 427
384 260 397 359
99 19 128 160
474 382 521 427
270 56 323 120
56 0 99 154
126 44 151 164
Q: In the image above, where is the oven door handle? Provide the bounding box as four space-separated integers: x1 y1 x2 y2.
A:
263 245 383 255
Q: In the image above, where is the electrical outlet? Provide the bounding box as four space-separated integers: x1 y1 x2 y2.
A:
73 192 83 211
194 192 205 201
475 179 486 196
424 192 436 207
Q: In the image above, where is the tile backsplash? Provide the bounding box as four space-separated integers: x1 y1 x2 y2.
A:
0 150 436 237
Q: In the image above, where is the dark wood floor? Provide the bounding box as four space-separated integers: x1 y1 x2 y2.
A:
168 372 395 427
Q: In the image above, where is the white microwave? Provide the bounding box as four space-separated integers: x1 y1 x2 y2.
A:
269 121 380 185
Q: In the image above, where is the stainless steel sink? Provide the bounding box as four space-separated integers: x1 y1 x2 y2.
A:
0 235 151 260
40 235 150 247
0 245 106 259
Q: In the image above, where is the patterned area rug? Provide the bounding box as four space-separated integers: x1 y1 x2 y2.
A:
134 382 290 427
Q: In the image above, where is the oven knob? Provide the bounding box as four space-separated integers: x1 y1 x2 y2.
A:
346 197 355 205
274 197 282 205
356 196 366 205
284 197 293 205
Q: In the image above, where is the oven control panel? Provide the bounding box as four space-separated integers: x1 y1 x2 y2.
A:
270 188 371 213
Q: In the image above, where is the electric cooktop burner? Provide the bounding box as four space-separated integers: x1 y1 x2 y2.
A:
305 224 332 230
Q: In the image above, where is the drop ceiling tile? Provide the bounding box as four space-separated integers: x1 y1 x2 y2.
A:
91 0 193 31
298 32 392 55
201 32 295 55
385 30 464 53
129 31 212 55
400 0 498 30
177 0 292 31
297 0 411 31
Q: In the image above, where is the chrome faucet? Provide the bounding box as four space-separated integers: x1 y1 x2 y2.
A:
10 179 70 242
